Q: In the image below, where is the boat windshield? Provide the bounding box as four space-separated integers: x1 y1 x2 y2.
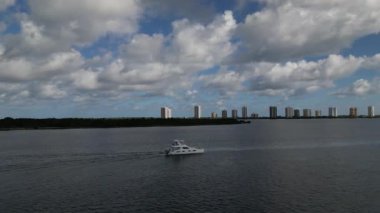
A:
172 140 184 146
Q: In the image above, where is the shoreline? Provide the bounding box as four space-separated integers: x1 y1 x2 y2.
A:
0 117 378 131
0 118 248 131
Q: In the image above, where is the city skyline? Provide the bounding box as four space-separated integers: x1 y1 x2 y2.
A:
1 1 380 118
161 104 376 118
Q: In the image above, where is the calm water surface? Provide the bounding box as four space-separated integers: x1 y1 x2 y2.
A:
0 119 379 212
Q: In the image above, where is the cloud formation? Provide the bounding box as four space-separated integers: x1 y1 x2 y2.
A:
0 0 380 116
29 0 141 44
332 78 380 97
237 0 380 61
0 49 83 81
199 54 380 98
141 0 216 23
0 0 14 11
68 11 237 98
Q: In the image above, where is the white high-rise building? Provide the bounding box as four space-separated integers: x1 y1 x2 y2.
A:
328 107 338 118
368 106 375 118
194 105 201 119
232 109 238 119
285 107 294 118
211 112 217 119
349 107 358 118
242 106 248 118
251 113 259 118
160 107 172 119
315 110 322 117
303 109 312 118
222 110 228 118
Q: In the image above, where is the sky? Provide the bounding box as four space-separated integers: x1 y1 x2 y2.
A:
1 0 380 118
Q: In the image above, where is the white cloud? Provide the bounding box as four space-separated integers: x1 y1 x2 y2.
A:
0 21 6 32
71 69 100 90
362 53 380 70
216 100 225 109
2 0 380 109
0 0 15 11
0 49 83 82
238 0 380 61
199 71 245 95
37 84 67 99
0 83 27 103
3 0 142 59
120 34 165 63
0 0 142 102
247 54 364 96
186 89 198 98
0 49 83 103
321 55 364 79
200 54 366 97
142 0 215 23
352 79 372 95
3 19 52 57
332 78 380 97
171 11 237 65
68 11 238 98
99 60 182 85
28 0 142 45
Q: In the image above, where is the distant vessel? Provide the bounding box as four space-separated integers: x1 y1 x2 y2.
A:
165 140 204 156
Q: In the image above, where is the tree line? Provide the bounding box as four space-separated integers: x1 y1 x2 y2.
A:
0 117 245 130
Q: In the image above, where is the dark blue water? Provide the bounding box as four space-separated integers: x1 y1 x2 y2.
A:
0 119 379 212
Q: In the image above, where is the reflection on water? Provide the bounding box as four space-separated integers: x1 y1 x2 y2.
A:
0 119 380 212
207 139 380 153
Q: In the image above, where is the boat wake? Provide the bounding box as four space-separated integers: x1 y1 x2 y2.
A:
0 151 164 173
206 140 380 153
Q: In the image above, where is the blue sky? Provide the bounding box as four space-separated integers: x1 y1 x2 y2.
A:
0 0 380 118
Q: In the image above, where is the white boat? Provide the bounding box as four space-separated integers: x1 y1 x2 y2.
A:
165 139 204 156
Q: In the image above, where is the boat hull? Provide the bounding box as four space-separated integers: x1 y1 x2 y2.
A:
166 149 204 156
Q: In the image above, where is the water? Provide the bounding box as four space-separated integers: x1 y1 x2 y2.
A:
0 119 379 212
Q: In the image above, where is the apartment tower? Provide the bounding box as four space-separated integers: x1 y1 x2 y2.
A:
269 106 277 119
242 106 248 119
368 106 375 118
232 109 238 119
222 110 228 118
349 107 358 118
160 107 172 119
328 107 338 118
194 105 201 119
285 107 294 118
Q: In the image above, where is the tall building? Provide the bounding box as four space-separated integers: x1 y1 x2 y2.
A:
368 106 375 118
194 105 201 119
328 107 338 118
232 109 238 119
211 112 217 119
160 107 172 119
303 109 312 118
315 110 322 117
269 106 277 119
285 107 294 118
242 106 248 118
222 110 228 118
294 109 300 118
251 113 259 118
349 107 358 118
